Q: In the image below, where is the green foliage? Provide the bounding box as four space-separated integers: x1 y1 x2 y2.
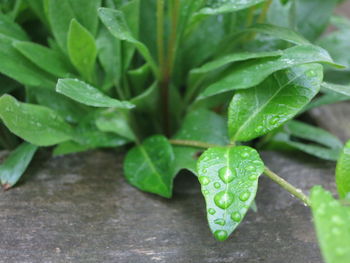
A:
0 0 350 252
336 141 350 199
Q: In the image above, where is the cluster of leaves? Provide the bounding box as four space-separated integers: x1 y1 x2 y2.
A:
0 0 349 261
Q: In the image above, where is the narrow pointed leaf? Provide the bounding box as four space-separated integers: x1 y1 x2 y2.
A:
197 0 265 16
322 82 350 97
98 7 158 76
123 135 175 198
311 186 350 263
67 19 97 82
197 146 264 241
13 41 75 78
0 13 28 40
56 78 134 109
336 141 350 199
201 45 341 99
0 142 38 189
0 95 74 146
228 63 323 142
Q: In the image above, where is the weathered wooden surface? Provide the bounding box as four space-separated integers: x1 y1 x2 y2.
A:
0 149 336 263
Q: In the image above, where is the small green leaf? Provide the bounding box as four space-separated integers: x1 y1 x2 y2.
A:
13 41 75 78
336 141 350 199
200 45 341 99
0 95 73 146
123 135 175 198
0 13 28 40
56 78 134 109
322 82 350 98
67 19 97 82
228 64 322 142
95 109 136 141
0 142 38 189
197 146 265 241
311 186 350 263
98 7 158 76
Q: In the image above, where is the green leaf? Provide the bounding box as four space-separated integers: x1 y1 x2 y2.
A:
13 41 75 78
336 141 350 199
196 0 265 16
0 142 38 189
130 82 159 112
98 7 158 76
296 0 338 41
197 146 265 241
123 135 175 198
95 109 136 141
56 78 134 109
244 24 309 45
310 186 350 263
53 140 93 156
0 13 28 40
67 19 97 82
0 95 73 146
200 45 341 99
0 34 55 88
173 108 229 174
228 63 323 142
322 82 350 98
285 120 343 150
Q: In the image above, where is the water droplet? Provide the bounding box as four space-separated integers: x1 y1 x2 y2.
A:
218 167 236 183
208 208 216 215
214 230 228 241
255 126 263 133
199 176 210 185
270 116 280 125
202 168 208 173
239 192 250 201
241 152 249 158
246 166 255 172
306 70 316 77
331 215 344 225
231 212 241 222
202 189 209 195
214 218 226 226
214 182 221 189
214 191 234 209
249 174 257 181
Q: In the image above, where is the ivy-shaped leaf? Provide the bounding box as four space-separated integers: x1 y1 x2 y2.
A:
228 63 322 142
336 141 350 199
197 146 264 241
123 135 175 198
311 186 350 263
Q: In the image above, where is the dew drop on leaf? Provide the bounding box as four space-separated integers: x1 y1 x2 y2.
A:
239 192 250 201
214 182 221 189
199 176 210 185
208 208 216 215
218 167 236 183
255 126 264 133
240 152 249 158
231 212 241 222
214 230 228 241
214 191 234 209
269 116 280 125
214 218 226 226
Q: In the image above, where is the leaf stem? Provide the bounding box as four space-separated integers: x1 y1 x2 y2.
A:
263 166 311 206
169 139 311 206
169 139 220 149
156 0 165 71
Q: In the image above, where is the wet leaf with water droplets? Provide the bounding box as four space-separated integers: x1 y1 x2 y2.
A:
228 63 323 142
0 95 74 146
336 141 350 199
197 146 264 241
56 78 134 109
311 186 350 263
124 135 175 198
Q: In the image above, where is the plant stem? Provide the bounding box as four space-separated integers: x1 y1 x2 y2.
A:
257 0 272 23
169 139 311 207
156 0 165 71
169 139 221 149
264 167 311 206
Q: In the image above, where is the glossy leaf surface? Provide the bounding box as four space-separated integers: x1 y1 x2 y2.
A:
0 142 37 189
0 95 73 146
56 79 134 109
311 186 350 263
336 141 350 199
228 64 323 142
124 135 175 198
197 146 264 241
